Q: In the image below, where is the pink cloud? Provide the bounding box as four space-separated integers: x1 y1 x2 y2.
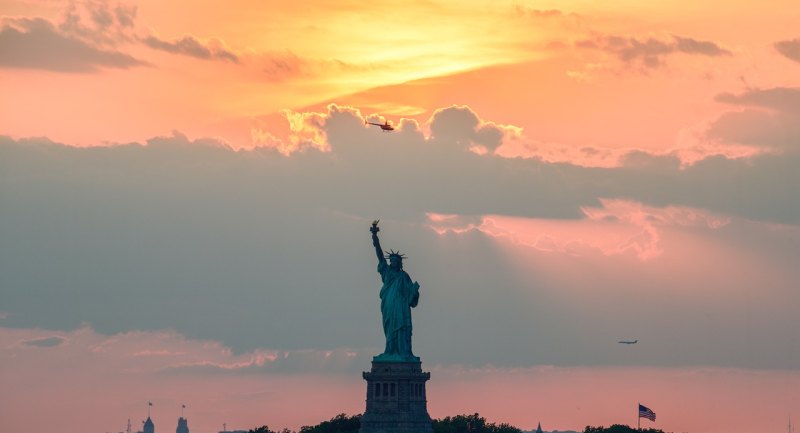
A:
426 213 483 235
251 104 369 155
248 103 766 168
427 200 730 261
132 349 185 357
245 103 631 166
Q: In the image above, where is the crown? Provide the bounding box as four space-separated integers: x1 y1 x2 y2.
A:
384 249 407 260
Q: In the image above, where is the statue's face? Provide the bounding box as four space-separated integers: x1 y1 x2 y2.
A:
389 256 403 270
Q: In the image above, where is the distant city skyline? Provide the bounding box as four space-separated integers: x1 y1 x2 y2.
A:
107 406 583 433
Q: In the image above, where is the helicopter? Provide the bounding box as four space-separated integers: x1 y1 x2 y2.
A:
365 119 395 131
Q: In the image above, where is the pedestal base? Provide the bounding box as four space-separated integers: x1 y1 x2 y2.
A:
359 361 433 433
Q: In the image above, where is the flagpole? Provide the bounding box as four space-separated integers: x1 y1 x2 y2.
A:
637 403 640 431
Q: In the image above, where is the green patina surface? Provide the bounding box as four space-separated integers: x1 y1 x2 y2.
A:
370 221 421 363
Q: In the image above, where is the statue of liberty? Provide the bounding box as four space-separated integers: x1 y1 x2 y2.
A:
370 220 421 362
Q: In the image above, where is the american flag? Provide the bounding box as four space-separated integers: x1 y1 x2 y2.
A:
639 404 656 422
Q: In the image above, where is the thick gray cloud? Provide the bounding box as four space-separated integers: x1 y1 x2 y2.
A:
21 336 66 347
429 105 505 150
711 87 800 151
774 38 800 63
673 35 730 56
716 87 800 113
576 34 731 68
57 0 137 45
707 109 800 150
142 34 239 63
1 2 242 72
0 17 145 72
114 3 137 28
1 105 799 369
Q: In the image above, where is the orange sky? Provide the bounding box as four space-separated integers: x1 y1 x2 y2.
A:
2 0 799 149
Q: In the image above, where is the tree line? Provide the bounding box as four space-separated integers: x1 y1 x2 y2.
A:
249 414 668 433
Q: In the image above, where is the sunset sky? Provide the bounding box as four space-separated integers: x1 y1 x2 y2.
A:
1 1 799 433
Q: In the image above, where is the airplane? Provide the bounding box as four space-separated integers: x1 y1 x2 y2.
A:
618 340 638 344
366 119 394 131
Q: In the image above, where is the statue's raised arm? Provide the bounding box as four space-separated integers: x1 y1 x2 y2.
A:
370 220 386 264
368 220 420 362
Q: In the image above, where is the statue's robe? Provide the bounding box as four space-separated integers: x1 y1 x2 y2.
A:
378 260 419 359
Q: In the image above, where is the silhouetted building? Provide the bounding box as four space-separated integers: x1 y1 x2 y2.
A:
536 423 543 433
144 417 155 433
176 417 189 433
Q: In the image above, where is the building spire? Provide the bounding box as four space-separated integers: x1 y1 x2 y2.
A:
176 412 189 433
143 402 155 433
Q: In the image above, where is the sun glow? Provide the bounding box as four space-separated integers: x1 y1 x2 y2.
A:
223 0 548 99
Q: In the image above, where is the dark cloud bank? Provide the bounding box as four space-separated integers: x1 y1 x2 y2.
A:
774 38 800 63
142 34 239 63
21 336 67 348
576 33 731 69
0 2 239 73
1 99 799 370
0 17 145 72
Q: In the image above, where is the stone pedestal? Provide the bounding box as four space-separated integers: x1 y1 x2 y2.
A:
359 361 433 433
